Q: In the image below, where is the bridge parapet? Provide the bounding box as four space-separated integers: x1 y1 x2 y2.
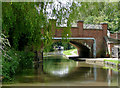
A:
49 19 108 37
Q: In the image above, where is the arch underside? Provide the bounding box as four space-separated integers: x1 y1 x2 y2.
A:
53 39 92 58
70 41 91 58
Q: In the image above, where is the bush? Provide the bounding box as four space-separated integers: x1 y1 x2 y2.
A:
2 48 35 82
1 33 35 82
2 49 19 81
18 51 34 70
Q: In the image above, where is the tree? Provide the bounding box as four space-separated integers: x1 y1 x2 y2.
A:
2 1 119 54
70 2 119 32
2 1 77 59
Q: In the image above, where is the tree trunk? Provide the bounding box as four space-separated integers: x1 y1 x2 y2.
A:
34 50 43 62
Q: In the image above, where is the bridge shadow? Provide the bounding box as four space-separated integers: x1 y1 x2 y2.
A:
70 41 90 58
51 40 91 60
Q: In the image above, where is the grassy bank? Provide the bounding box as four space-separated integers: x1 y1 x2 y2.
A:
63 49 78 55
103 59 120 72
104 59 120 64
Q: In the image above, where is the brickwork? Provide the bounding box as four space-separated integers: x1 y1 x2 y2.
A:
51 20 108 57
110 33 120 40
118 33 120 39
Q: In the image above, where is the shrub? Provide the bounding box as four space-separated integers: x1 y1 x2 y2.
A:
2 48 35 82
2 49 19 81
18 51 34 70
1 33 35 82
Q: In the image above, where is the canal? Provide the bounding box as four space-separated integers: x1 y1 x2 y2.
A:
3 54 118 86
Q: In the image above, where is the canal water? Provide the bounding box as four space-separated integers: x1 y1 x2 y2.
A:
3 55 118 86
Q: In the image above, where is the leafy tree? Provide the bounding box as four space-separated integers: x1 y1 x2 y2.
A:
3 2 45 51
2 1 79 62
71 2 119 32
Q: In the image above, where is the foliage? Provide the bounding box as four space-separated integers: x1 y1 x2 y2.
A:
62 42 75 50
71 2 119 32
2 49 19 81
2 49 34 82
2 50 35 82
2 2 76 53
1 33 35 82
118 2 120 32
18 51 34 70
104 59 120 64
2 2 44 51
49 41 76 52
1 33 17 81
2 2 120 54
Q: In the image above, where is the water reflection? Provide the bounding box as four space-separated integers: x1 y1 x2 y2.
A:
6 55 118 86
51 67 69 76
108 69 112 86
46 50 64 55
43 55 76 77
107 69 118 86
93 65 97 81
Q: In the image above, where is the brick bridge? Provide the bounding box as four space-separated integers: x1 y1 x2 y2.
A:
50 19 108 58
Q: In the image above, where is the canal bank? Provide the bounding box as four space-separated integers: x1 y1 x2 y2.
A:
86 58 120 72
63 49 120 71
65 55 120 72
63 51 120 72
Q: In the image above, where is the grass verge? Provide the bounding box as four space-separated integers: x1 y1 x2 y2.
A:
63 49 77 55
104 59 120 64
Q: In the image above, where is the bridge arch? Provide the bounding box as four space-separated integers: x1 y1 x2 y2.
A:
69 41 90 58
50 19 108 57
52 37 96 57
